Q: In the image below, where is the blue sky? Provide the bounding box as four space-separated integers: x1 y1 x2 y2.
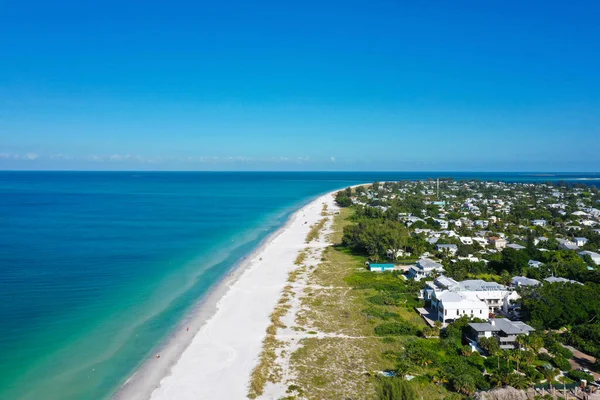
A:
1 0 599 171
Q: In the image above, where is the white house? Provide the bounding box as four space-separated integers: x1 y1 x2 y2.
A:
434 292 488 324
475 220 489 228
574 237 589 247
506 243 526 250
459 236 473 245
407 258 445 281
458 279 517 314
489 237 507 250
436 244 458 255
557 239 579 250
528 260 544 268
472 237 488 246
531 219 547 227
434 219 449 229
424 276 518 323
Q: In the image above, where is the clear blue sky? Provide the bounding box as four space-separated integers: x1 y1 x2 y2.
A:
1 0 599 171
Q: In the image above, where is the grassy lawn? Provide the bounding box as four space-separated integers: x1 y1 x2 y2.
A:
289 208 452 399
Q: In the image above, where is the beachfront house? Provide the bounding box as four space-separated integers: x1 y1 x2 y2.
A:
407 258 445 281
424 275 518 324
468 319 535 350
458 279 518 314
434 292 488 324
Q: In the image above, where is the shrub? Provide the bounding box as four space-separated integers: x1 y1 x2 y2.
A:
552 356 572 371
569 369 594 382
375 321 420 336
376 378 417 400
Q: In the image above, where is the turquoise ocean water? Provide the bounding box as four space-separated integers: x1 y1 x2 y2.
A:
1 171 598 400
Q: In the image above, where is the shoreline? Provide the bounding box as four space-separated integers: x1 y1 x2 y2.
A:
114 189 339 400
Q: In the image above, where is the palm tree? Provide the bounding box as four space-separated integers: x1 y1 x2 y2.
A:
461 345 473 357
507 373 529 390
515 334 527 350
511 350 523 372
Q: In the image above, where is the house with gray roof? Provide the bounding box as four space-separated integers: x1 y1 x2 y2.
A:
407 258 445 281
435 243 458 255
468 318 535 350
511 276 540 287
545 276 582 285
579 250 600 265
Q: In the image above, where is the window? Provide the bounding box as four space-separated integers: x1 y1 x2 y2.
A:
444 309 447 316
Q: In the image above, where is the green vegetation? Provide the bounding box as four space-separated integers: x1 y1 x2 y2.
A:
520 282 600 329
268 181 600 398
306 217 328 243
376 377 418 400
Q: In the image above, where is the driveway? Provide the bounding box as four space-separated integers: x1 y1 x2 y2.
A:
563 344 599 380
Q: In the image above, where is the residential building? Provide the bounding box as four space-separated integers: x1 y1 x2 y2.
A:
468 318 535 350
574 237 589 247
434 292 488 324
511 276 540 287
489 237 507 250
475 220 489 228
579 250 600 265
528 260 544 268
424 275 518 323
506 243 526 250
459 236 473 245
545 276 582 285
531 219 547 227
407 258 445 281
557 239 579 250
436 244 458 255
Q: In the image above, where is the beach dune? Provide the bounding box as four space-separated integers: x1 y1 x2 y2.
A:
115 191 337 400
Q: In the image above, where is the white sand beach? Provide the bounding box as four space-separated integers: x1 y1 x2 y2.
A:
115 190 338 400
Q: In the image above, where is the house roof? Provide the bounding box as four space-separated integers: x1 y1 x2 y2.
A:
458 279 507 292
579 250 600 258
435 275 459 288
436 243 458 249
512 276 540 286
469 318 535 335
437 291 488 309
545 276 582 285
417 258 444 271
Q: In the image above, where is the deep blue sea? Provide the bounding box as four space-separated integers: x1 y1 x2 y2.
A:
1 171 598 400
